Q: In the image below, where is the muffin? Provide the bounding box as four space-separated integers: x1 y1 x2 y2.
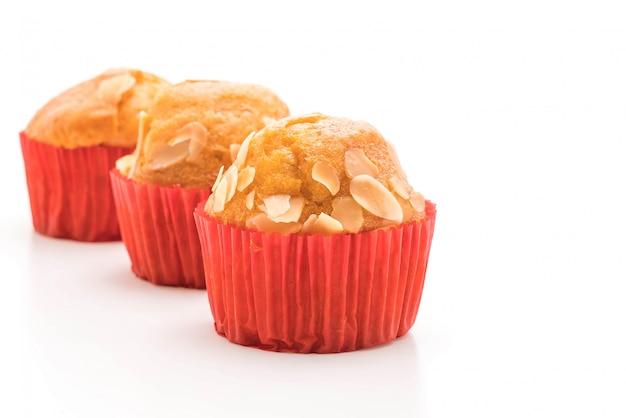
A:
194 113 437 353
110 80 290 288
20 68 170 241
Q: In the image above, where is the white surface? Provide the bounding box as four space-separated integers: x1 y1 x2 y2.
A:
2 1 626 417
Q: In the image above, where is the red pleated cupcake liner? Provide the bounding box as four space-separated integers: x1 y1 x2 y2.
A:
19 132 133 241
194 201 436 353
110 169 211 288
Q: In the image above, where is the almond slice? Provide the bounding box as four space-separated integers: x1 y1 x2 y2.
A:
303 212 344 235
245 191 255 210
229 144 240 163
212 165 238 213
301 214 318 234
237 167 256 191
97 73 136 104
269 197 303 223
312 161 340 195
150 140 190 170
315 213 344 234
331 196 363 233
116 154 135 176
388 176 410 200
212 179 228 213
386 141 408 179
247 214 302 234
401 200 415 223
167 122 208 162
410 192 426 212
345 148 378 178
204 194 215 212
233 131 255 168
211 165 225 193
262 194 291 218
127 111 147 179
350 174 403 223
222 165 238 203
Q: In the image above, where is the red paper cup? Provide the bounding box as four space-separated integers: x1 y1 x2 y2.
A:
110 169 211 288
194 201 437 353
19 131 133 241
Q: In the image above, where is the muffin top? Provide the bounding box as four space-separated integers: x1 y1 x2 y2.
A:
204 113 426 235
25 68 170 149
116 80 290 189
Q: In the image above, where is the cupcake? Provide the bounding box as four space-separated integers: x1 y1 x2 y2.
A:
20 68 170 241
194 113 437 353
111 80 290 288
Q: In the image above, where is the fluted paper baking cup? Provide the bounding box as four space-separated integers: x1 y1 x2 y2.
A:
19 132 133 241
110 169 211 288
194 201 436 353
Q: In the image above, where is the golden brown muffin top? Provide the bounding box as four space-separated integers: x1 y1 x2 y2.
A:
204 113 426 235
116 80 290 189
25 68 171 149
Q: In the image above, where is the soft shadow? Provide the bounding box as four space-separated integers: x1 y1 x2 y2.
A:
22 230 428 416
171 318 427 417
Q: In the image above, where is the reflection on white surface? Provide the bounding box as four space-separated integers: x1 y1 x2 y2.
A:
21 233 426 417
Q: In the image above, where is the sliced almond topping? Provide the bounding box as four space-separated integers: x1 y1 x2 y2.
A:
233 131 254 168
304 212 344 235
331 196 363 233
350 174 403 223
222 165 238 203
401 200 414 223
247 214 302 234
301 214 318 234
116 154 135 177
167 122 208 162
128 111 147 179
211 165 225 193
410 192 426 212
315 213 344 235
312 161 340 195
386 141 408 179
345 148 379 178
269 196 303 223
212 179 228 213
237 167 256 191
97 73 136 104
245 191 255 210
229 144 240 163
204 194 215 212
169 122 203 145
211 165 238 213
389 176 410 200
150 140 190 170
262 194 291 218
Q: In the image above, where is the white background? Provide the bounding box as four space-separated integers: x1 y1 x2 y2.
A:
2 1 625 417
